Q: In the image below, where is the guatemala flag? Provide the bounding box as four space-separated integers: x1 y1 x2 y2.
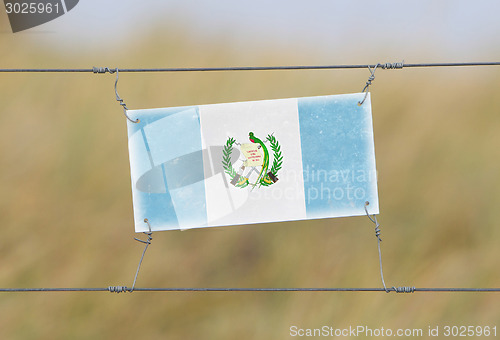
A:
126 93 379 232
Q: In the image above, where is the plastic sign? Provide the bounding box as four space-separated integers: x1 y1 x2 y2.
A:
126 93 379 232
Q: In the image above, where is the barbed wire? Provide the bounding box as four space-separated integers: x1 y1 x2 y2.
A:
1 60 499 295
0 287 499 293
0 61 499 73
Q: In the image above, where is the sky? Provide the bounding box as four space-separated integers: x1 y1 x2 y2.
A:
2 0 500 62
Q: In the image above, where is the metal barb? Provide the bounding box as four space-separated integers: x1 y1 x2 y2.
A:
379 61 405 70
108 286 129 293
92 66 114 74
392 286 415 293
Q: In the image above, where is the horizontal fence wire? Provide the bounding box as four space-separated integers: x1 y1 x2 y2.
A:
0 62 500 73
1 287 500 293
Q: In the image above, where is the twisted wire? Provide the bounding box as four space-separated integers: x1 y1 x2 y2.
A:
379 61 405 69
364 202 417 294
364 201 389 292
108 286 129 293
112 68 139 123
391 286 415 293
92 67 115 74
2 61 499 73
1 287 499 293
358 64 379 105
1 60 499 295
130 219 153 292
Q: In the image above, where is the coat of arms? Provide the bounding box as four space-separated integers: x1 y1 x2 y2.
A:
222 132 283 189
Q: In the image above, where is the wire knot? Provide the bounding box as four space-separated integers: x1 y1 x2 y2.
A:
108 286 129 293
128 219 154 293
111 68 139 123
92 66 116 74
364 201 382 242
134 219 153 245
391 286 415 293
374 224 382 241
380 61 404 70
358 64 379 105
93 66 138 122
365 73 375 87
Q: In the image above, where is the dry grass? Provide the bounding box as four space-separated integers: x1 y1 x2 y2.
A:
1 22 499 339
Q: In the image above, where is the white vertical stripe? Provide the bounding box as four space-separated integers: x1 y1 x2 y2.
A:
199 98 307 228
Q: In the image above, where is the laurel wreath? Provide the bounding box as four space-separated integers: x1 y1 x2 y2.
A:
222 137 237 178
267 134 282 177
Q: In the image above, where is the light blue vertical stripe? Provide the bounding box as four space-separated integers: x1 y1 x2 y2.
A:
137 128 179 230
129 106 207 230
297 94 378 218
144 108 203 167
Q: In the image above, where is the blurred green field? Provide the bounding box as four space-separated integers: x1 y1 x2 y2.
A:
1 22 500 339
